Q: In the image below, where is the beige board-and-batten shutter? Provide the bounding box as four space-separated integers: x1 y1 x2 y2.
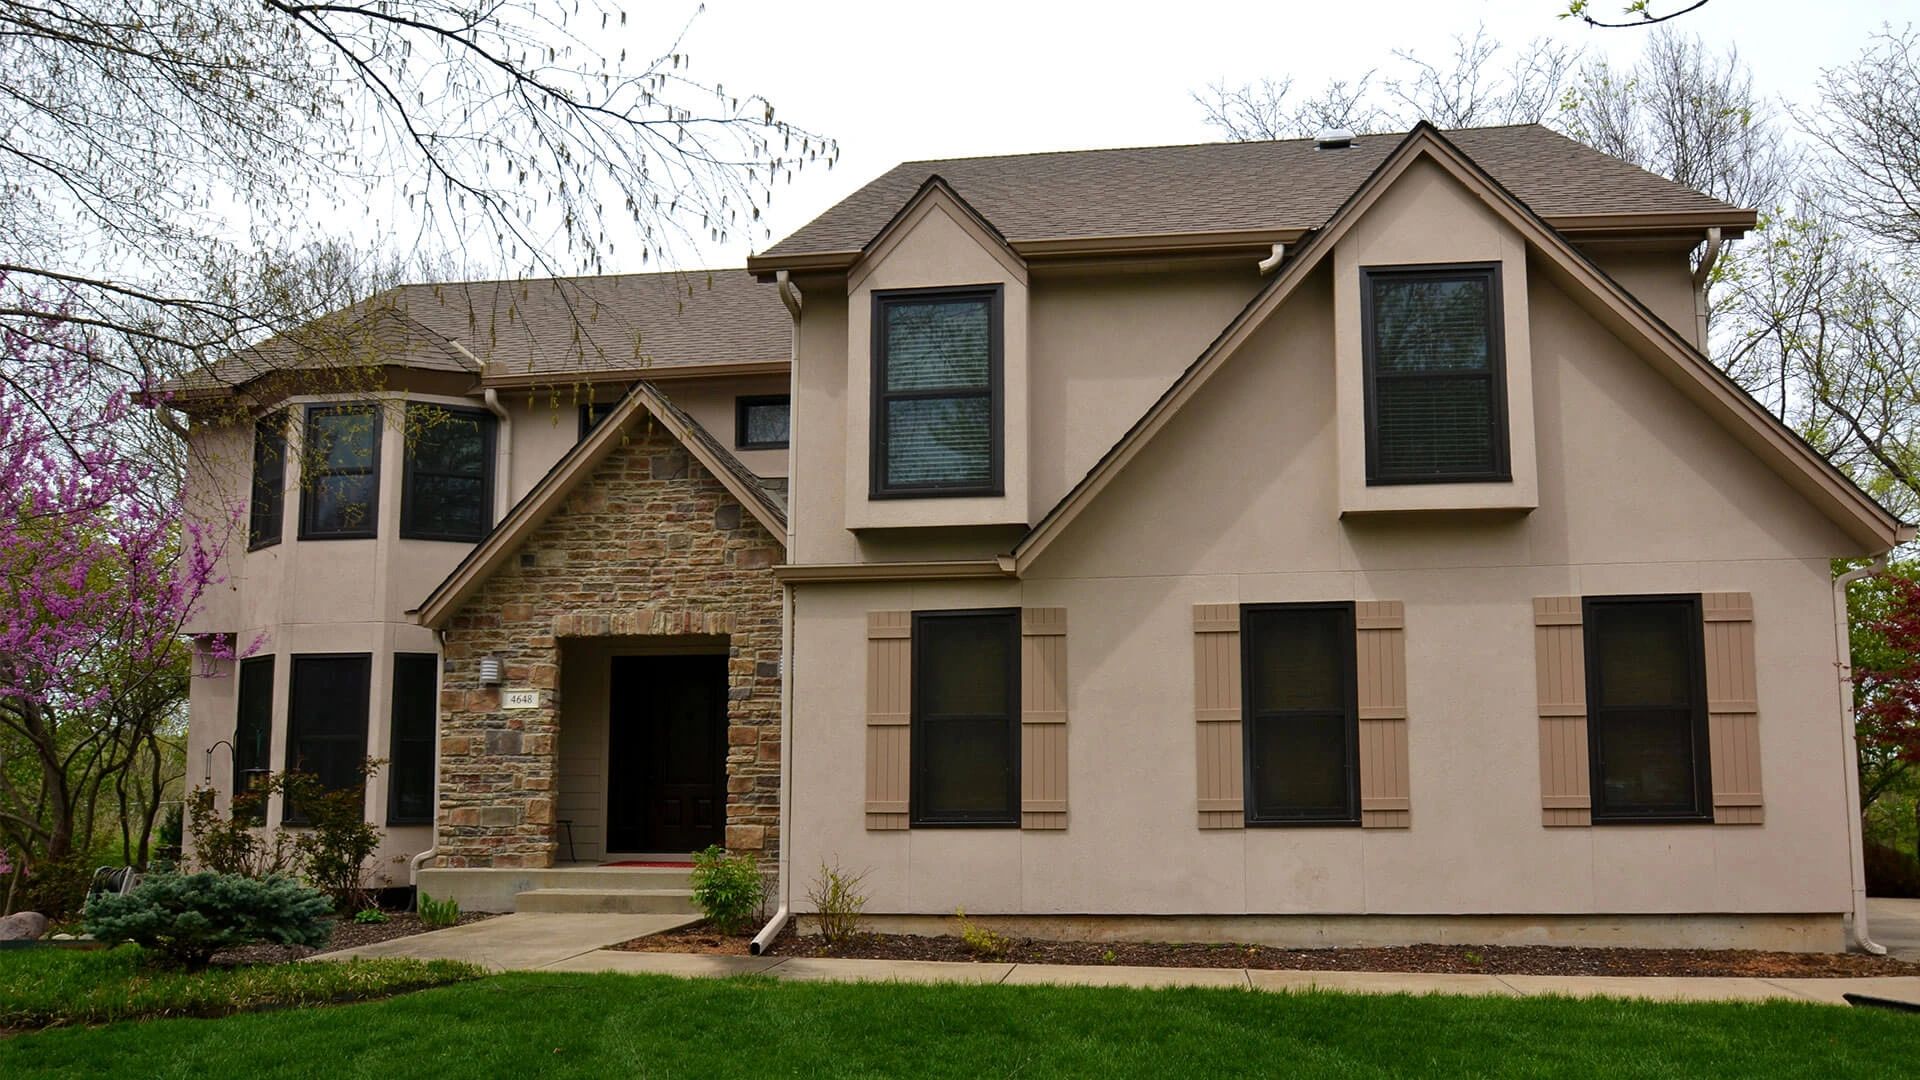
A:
1194 601 1411 829
867 608 1071 831
1533 593 1763 827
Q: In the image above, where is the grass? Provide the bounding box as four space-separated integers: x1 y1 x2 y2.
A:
4 971 1920 1077
0 946 482 1030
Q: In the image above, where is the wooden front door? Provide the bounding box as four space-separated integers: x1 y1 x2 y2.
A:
606 654 728 853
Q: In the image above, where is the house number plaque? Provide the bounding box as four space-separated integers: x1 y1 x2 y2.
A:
502 689 539 710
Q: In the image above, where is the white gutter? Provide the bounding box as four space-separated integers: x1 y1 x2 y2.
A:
1834 554 1891 954
752 272 804 956
1257 242 1287 275
408 626 450 889
1690 227 1723 353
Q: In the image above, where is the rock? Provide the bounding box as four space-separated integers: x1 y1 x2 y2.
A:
50 932 75 941
0 911 49 942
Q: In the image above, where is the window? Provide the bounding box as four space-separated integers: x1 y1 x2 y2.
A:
736 394 791 450
1362 264 1508 484
299 404 381 539
248 414 286 549
872 287 1001 497
401 405 495 542
578 401 618 441
233 656 274 824
387 653 438 826
284 654 371 822
1583 595 1712 823
1241 603 1359 825
911 609 1019 826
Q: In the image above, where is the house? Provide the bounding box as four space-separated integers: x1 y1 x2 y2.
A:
175 123 1911 950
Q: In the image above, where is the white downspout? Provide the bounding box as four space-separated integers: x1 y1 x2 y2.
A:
480 387 512 527
409 627 449 889
1690 227 1723 353
1835 554 1891 954
752 271 803 956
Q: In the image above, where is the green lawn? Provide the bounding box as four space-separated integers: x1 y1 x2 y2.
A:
5 970 1919 1078
0 946 480 1029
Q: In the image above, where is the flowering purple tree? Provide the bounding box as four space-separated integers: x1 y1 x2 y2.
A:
0 295 228 886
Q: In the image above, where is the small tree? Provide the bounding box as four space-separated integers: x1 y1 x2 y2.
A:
1854 569 1920 818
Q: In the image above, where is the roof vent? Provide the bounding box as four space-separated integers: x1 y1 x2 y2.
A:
1315 128 1355 150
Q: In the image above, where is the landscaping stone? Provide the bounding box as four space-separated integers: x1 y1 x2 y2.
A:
0 910 49 941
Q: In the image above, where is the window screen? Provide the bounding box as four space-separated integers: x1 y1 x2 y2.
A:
1363 266 1508 484
1584 596 1712 822
911 609 1019 826
401 405 494 542
234 656 274 824
248 414 286 549
873 290 1000 496
736 395 791 449
285 654 371 822
299 404 381 539
1242 603 1359 824
387 653 438 825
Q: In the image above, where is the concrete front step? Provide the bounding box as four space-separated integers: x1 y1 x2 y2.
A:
419 865 697 912
515 887 699 915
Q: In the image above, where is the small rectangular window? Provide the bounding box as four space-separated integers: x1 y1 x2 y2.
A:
299 404 381 539
578 401 618 441
401 405 495 542
387 653 438 826
1241 603 1359 825
248 414 286 549
736 395 791 450
1362 264 1508 485
911 609 1019 826
872 288 1001 497
233 656 274 824
1584 595 1713 823
285 653 371 822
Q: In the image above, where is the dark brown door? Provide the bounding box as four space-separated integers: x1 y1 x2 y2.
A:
606 655 727 853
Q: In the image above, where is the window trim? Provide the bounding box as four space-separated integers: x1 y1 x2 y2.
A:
909 607 1021 828
869 285 1005 500
399 403 497 543
1360 262 1511 486
297 402 383 541
1239 601 1362 827
1582 593 1715 825
735 394 792 450
248 413 287 551
386 652 439 826
283 651 372 825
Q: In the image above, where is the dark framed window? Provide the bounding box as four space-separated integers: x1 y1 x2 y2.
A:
248 414 287 550
871 287 1002 498
298 404 382 539
233 656 274 824
387 653 438 826
578 401 618 441
400 404 495 542
1361 264 1509 485
910 609 1019 826
1583 595 1713 824
284 653 371 823
1241 603 1360 825
736 394 791 450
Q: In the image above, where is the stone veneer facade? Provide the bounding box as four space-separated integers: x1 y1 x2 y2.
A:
435 420 783 868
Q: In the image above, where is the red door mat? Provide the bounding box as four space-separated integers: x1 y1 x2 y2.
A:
600 860 694 868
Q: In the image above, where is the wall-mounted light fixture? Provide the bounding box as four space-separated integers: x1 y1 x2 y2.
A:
478 657 504 686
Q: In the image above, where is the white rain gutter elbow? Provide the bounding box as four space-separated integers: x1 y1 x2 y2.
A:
1691 227 1723 353
1257 242 1287 275
1835 554 1891 955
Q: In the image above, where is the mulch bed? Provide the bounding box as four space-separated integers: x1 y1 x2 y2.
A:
612 922 1920 979
213 912 496 966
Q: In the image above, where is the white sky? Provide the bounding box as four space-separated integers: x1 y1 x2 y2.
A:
636 0 1912 270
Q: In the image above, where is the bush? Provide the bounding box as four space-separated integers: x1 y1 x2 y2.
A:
1865 839 1920 898
16 855 96 921
187 784 299 879
186 767 384 910
806 859 870 949
955 908 1011 960
689 845 763 935
417 892 461 929
84 872 333 969
354 908 389 924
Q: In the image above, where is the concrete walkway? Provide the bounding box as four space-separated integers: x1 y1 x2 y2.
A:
316 912 699 971
1868 897 1920 962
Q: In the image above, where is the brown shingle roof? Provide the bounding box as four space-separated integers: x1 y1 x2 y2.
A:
757 124 1748 261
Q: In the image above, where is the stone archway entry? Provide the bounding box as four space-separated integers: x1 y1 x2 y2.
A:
606 653 728 854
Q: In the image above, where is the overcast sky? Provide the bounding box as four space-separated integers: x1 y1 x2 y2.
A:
636 0 1910 270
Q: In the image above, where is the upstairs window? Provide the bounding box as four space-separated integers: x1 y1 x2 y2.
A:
911 609 1019 826
1241 603 1360 825
248 413 287 549
578 401 618 441
1584 595 1713 823
1362 265 1508 485
284 653 371 823
872 288 1001 498
299 404 381 539
401 405 495 542
736 394 791 450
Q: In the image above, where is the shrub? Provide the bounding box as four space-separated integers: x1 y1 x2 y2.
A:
805 859 870 949
17 855 96 921
84 872 333 969
354 908 389 924
417 892 461 929
187 784 299 879
689 845 764 935
1865 839 1920 899
955 908 1011 960
187 767 384 911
